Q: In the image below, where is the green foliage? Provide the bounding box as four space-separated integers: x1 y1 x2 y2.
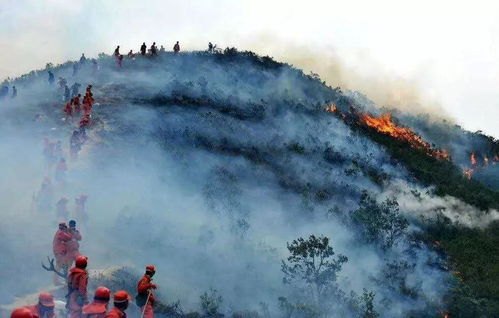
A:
420 216 499 316
281 235 348 303
351 192 408 250
359 289 379 318
200 288 223 317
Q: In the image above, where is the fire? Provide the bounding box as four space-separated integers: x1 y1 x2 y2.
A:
470 152 477 166
358 113 449 160
463 168 473 180
326 104 337 113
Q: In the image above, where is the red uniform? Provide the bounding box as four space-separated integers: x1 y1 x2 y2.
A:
137 274 155 318
104 308 125 318
68 267 89 318
64 102 73 116
73 96 81 112
79 115 91 128
26 305 56 318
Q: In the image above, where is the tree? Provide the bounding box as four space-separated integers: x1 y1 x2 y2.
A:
200 288 223 317
351 191 408 250
281 235 348 305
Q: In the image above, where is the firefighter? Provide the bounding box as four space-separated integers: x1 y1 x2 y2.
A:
105 291 130 318
79 114 91 128
10 308 35 318
26 292 56 318
140 42 147 55
82 286 111 318
68 255 89 318
56 197 69 221
73 94 82 113
67 219 82 265
136 265 157 318
53 222 72 284
64 101 73 118
173 41 180 54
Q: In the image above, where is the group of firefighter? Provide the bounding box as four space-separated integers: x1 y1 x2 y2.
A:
10 47 178 318
63 84 94 131
10 263 158 318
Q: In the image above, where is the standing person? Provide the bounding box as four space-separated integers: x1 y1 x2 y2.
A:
73 94 82 113
173 41 180 54
11 86 17 98
127 50 134 58
26 292 56 318
67 219 82 265
136 265 157 318
150 42 157 56
80 54 87 64
67 255 89 318
53 222 72 285
114 46 120 57
105 291 130 318
82 287 111 318
140 42 147 55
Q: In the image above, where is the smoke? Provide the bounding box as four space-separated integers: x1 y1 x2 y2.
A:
0 52 479 317
246 37 450 120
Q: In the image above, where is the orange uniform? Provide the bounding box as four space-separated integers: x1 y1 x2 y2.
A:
137 274 155 318
104 308 125 318
82 303 106 318
68 267 89 318
53 229 72 266
67 229 82 262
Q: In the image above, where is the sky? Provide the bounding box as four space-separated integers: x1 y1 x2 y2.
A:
0 0 498 137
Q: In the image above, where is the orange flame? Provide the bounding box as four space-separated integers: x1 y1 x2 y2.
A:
326 104 337 113
359 113 449 160
470 152 477 166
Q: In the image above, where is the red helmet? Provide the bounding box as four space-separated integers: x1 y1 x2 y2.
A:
10 308 34 318
38 292 55 307
75 255 88 268
113 290 130 303
146 265 155 272
94 286 111 301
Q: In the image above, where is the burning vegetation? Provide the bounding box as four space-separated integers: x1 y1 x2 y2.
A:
326 105 450 161
463 151 498 179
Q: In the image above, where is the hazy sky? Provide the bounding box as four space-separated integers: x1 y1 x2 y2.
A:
1 0 498 137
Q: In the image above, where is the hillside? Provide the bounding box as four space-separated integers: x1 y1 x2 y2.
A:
0 48 498 317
